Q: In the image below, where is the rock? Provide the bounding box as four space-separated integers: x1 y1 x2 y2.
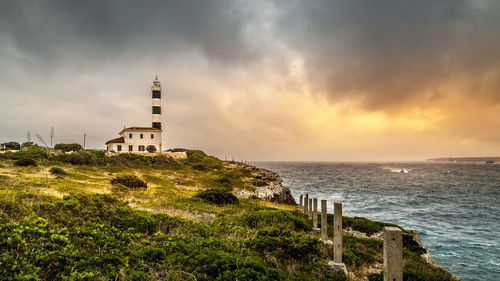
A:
327 261 348 275
233 162 297 205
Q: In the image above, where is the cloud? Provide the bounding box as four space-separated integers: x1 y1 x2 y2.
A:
273 0 500 110
1 0 500 159
0 0 258 68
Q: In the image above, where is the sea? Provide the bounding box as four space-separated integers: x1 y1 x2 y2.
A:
252 161 500 281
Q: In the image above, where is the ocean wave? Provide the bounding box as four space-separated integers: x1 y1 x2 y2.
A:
383 167 410 173
255 161 500 280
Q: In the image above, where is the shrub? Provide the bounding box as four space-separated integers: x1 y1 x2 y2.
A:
342 216 397 236
167 148 187 152
21 142 34 149
186 150 207 163
54 143 83 152
242 209 310 231
192 163 207 171
1 141 20 150
403 250 456 281
146 145 157 153
14 158 37 167
49 167 66 175
55 150 109 165
403 232 427 254
201 156 223 170
250 227 320 260
252 180 268 187
5 145 48 160
110 175 147 189
214 176 234 191
194 188 239 205
152 155 183 170
342 235 382 268
112 153 151 167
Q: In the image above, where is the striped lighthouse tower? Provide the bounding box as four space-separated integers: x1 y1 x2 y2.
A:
151 75 162 130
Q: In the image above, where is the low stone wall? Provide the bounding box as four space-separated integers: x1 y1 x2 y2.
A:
105 151 187 159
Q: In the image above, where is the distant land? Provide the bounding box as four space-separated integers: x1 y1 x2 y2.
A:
428 157 500 163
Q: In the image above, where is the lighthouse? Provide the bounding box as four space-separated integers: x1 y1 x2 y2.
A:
151 75 162 130
105 76 164 153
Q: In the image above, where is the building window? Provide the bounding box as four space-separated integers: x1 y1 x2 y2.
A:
129 133 132 138
117 145 122 152
152 106 161 114
140 133 143 139
138 145 145 152
128 145 133 151
151 134 154 139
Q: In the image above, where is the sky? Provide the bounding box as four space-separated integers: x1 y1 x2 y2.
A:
1 0 500 161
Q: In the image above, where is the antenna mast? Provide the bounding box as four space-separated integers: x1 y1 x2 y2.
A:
49 126 55 148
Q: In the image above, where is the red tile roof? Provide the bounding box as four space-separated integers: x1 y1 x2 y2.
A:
119 127 162 134
105 136 125 144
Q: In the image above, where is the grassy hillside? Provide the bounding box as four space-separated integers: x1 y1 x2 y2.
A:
0 147 457 280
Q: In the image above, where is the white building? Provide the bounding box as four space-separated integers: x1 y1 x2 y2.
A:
105 76 164 153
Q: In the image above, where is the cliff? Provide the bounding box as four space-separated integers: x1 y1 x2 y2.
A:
232 162 297 205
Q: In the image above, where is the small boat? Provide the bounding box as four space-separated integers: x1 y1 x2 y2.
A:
486 160 495 164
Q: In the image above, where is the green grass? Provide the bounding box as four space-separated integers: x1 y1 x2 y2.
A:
0 193 347 281
0 150 456 281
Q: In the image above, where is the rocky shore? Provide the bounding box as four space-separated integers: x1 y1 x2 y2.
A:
232 162 297 205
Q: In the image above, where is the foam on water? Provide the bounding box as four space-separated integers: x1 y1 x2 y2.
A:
253 161 500 281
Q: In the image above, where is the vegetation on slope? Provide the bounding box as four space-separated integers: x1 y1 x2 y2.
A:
0 147 457 280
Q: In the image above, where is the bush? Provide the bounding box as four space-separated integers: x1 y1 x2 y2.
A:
403 250 457 281
1 141 20 150
56 150 108 165
49 167 66 175
0 145 48 161
342 235 382 268
152 155 183 170
250 227 320 260
146 145 157 153
201 156 223 170
186 150 207 163
252 180 268 187
192 163 207 171
110 175 147 189
167 148 187 152
342 216 397 236
242 209 310 231
194 188 239 205
403 232 427 254
14 158 37 167
21 142 34 149
54 143 83 152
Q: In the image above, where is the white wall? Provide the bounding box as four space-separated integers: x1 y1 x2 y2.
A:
120 130 162 152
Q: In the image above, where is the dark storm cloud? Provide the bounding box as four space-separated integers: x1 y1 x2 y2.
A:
2 0 500 155
0 0 256 66
273 0 500 110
